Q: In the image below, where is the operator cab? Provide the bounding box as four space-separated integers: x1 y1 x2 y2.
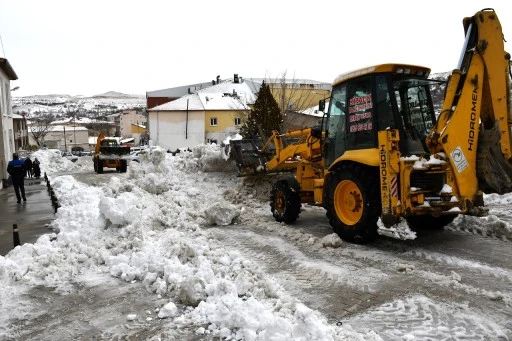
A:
323 64 443 167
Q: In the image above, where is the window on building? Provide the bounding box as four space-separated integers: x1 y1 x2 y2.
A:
210 117 218 126
207 138 218 144
234 117 241 126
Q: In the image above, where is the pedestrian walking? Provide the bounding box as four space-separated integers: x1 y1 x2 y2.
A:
33 157 41 179
24 157 33 178
7 153 27 203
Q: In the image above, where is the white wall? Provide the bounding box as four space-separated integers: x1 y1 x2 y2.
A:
0 72 15 183
148 110 205 151
28 125 90 151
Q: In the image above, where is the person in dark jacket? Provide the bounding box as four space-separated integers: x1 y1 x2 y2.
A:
7 153 27 203
24 157 33 178
33 157 41 178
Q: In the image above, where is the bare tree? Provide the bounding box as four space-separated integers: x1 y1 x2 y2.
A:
265 71 330 131
29 114 54 147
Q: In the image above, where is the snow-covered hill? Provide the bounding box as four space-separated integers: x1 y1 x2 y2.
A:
11 91 146 118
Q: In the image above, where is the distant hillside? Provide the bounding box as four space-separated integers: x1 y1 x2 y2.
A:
92 91 141 99
12 92 145 119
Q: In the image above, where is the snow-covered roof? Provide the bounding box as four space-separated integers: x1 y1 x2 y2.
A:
49 125 88 132
0 57 18 80
146 81 215 98
299 100 330 117
149 93 204 111
51 117 111 125
246 77 331 87
149 81 257 112
197 92 250 111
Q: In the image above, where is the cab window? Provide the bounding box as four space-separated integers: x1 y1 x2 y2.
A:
346 77 375 149
324 85 347 167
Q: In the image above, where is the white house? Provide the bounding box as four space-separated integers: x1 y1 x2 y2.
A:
0 58 18 187
147 80 256 151
28 125 89 152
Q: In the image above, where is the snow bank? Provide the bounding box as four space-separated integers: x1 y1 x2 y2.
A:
0 147 378 340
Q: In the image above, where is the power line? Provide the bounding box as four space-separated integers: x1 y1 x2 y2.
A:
0 33 6 57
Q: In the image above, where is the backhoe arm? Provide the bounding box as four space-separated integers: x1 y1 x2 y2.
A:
426 9 512 200
263 128 323 171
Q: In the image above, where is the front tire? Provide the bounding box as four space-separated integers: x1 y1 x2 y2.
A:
270 177 301 223
325 163 381 243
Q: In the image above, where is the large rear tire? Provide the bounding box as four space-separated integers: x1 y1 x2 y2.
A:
325 163 381 244
270 177 301 224
98 160 104 174
406 214 457 231
93 159 98 173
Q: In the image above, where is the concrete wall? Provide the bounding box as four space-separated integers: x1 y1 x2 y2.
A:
120 110 146 138
0 71 15 184
204 110 243 144
28 126 90 152
148 110 205 151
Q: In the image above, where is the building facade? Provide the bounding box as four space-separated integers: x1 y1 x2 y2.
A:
0 58 18 187
28 125 89 152
148 80 255 151
119 110 146 138
12 113 29 150
106 113 121 136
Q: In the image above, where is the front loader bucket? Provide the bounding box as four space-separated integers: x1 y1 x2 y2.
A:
229 139 275 175
476 123 512 194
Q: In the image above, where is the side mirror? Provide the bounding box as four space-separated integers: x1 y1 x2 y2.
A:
319 99 325 112
311 125 322 138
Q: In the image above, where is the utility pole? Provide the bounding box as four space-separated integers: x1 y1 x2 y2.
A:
73 116 77 153
64 125 67 152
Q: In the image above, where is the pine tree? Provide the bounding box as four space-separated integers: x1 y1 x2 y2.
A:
241 81 282 139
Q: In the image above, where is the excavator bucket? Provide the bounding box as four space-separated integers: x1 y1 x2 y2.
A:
228 139 275 175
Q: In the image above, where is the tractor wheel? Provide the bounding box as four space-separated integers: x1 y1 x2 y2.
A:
325 163 381 244
406 214 457 231
120 160 128 173
93 159 98 172
98 161 104 174
270 177 301 224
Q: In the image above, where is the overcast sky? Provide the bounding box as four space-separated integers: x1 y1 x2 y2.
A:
1 0 511 97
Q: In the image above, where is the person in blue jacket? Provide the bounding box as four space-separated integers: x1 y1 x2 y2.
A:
7 153 27 203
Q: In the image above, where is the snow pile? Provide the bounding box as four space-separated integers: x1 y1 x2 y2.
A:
30 149 84 174
412 155 446 170
221 133 243 161
447 192 512 240
377 218 417 240
0 147 379 340
450 215 512 240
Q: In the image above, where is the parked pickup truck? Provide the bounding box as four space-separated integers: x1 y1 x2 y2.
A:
62 152 78 162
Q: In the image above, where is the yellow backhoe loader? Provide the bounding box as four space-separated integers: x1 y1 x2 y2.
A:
229 9 512 243
93 133 131 174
